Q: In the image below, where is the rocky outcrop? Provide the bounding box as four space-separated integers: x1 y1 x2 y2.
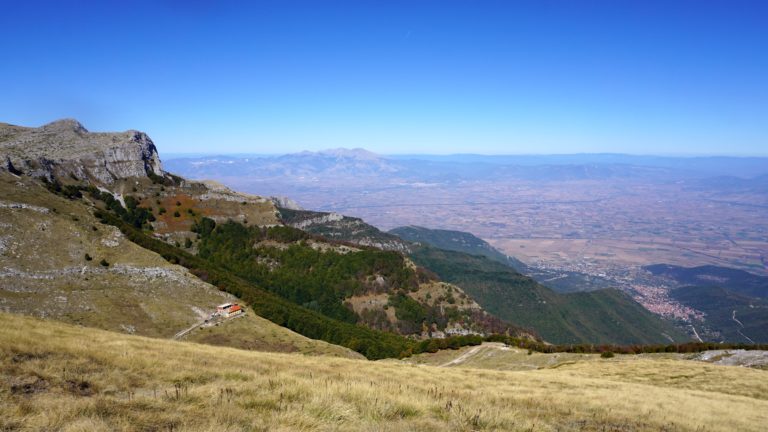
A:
0 119 164 184
288 211 344 229
279 208 412 253
270 196 304 211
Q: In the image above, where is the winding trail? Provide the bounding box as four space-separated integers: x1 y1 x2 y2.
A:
440 345 485 367
732 310 745 328
689 325 703 343
173 319 207 340
173 313 245 340
732 310 756 344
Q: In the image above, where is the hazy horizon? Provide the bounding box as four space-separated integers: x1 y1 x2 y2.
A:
161 149 768 159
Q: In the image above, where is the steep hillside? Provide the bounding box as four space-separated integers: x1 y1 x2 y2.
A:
0 120 416 358
179 306 362 358
410 246 688 345
1 119 527 358
670 286 768 343
194 219 524 338
0 172 356 358
2 312 767 431
390 225 614 293
0 172 227 338
279 207 410 252
1 119 280 244
389 225 523 267
645 264 768 343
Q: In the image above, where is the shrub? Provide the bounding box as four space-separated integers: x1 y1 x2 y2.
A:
84 253 92 261
601 351 614 359
173 211 180 217
99 259 109 267
190 217 216 236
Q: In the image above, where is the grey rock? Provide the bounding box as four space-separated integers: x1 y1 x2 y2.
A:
270 196 304 210
0 119 164 184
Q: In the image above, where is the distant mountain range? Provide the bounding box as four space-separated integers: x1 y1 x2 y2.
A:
165 149 768 184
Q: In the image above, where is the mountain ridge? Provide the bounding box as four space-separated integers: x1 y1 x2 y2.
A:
0 119 532 357
1 119 163 185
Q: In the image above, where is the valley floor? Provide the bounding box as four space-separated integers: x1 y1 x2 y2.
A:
1 313 767 431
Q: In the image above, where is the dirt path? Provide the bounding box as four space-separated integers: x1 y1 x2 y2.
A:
689 325 704 343
731 310 755 344
173 320 206 340
438 343 512 367
732 310 745 328
439 345 485 367
173 313 246 340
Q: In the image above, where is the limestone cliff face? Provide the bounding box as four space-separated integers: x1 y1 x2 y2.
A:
270 196 304 211
0 119 163 184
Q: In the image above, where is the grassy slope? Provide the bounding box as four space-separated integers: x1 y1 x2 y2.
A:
0 173 230 338
411 246 688 345
402 342 673 370
1 312 767 431
0 173 357 358
101 212 413 359
181 306 362 359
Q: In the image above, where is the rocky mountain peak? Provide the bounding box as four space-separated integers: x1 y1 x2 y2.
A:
0 119 164 185
41 118 88 134
318 148 381 161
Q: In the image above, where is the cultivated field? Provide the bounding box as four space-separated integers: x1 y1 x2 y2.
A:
2 313 767 431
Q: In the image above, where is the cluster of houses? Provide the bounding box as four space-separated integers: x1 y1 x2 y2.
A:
421 322 483 339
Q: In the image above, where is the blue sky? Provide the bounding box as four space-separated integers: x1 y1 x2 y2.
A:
1 0 767 155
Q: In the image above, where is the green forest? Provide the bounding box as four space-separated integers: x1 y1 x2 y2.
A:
197 221 418 323
409 245 688 345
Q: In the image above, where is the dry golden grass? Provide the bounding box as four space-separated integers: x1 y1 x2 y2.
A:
403 342 600 370
181 306 361 359
2 313 767 431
